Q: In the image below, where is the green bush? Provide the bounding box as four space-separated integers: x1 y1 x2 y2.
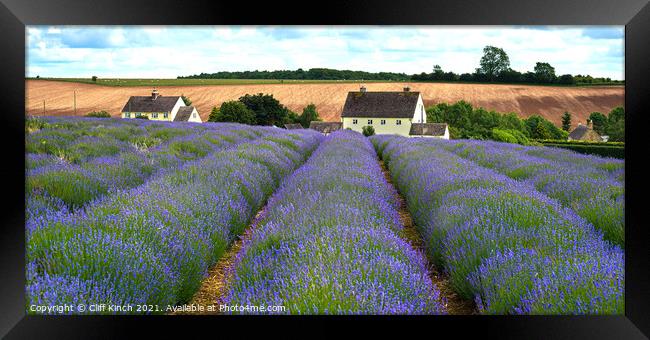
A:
362 125 375 137
85 111 111 118
542 143 624 159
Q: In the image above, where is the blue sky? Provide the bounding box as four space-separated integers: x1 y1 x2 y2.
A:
26 26 624 80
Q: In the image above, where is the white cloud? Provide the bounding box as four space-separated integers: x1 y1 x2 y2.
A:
26 26 624 80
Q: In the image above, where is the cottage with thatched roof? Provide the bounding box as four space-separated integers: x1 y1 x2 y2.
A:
340 85 449 139
568 122 602 142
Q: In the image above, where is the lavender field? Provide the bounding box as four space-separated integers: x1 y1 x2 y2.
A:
25 117 624 315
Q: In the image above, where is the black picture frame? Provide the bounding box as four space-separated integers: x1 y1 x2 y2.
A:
1 0 649 338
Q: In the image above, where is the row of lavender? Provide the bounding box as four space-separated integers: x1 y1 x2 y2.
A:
371 135 623 314
27 121 323 312
438 139 624 246
26 117 271 213
223 130 445 314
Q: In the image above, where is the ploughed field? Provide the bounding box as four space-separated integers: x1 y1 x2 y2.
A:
26 80 623 127
26 117 624 314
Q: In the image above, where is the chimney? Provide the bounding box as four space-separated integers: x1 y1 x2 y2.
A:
151 88 159 100
360 85 367 93
403 86 410 92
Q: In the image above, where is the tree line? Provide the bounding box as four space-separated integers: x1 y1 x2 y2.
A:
207 93 321 128
179 46 623 86
426 100 625 144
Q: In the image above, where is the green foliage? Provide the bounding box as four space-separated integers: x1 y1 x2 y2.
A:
524 115 567 140
540 142 624 159
26 116 49 133
533 62 556 83
181 95 192 106
561 112 572 131
588 112 608 134
135 115 149 120
605 106 625 142
492 128 529 145
239 93 291 127
299 104 321 128
85 111 111 118
209 101 256 125
91 76 97 82
477 46 511 81
362 125 375 137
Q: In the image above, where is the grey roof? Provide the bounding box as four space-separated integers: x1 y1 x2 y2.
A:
173 106 195 122
341 91 421 118
309 121 342 134
568 124 601 141
121 95 181 113
284 123 304 130
409 123 448 136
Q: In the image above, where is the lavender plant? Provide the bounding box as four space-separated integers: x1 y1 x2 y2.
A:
225 130 444 314
371 135 623 314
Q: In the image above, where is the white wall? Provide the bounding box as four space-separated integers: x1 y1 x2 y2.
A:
169 97 185 121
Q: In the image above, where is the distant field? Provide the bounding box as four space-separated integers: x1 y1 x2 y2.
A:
27 77 624 87
26 78 396 86
26 79 624 127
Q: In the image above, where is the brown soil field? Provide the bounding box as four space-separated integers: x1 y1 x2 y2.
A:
26 80 623 128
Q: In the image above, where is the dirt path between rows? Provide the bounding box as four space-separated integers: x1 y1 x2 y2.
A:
169 205 268 315
379 160 477 315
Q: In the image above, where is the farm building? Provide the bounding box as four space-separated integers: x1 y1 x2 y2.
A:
340 86 448 139
121 89 201 123
284 123 304 130
309 121 342 135
568 122 602 142
409 123 450 138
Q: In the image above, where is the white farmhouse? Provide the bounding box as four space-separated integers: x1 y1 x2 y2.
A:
340 86 449 139
121 89 201 123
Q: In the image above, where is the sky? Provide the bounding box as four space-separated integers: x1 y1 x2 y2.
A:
26 26 624 80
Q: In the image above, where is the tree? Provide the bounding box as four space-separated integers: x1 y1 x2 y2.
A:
606 106 625 142
92 76 98 82
477 46 511 81
588 112 608 135
561 112 572 131
299 104 320 128
533 62 556 83
557 74 575 85
362 125 375 137
210 101 256 124
239 93 290 126
181 95 192 106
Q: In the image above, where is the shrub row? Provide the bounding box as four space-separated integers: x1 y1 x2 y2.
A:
26 128 323 313
371 135 623 314
439 139 624 246
224 130 444 314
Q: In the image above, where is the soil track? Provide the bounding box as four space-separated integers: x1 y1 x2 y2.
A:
170 206 268 315
379 160 477 315
26 80 623 128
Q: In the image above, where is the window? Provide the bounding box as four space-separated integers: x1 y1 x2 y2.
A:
125 113 131 118
164 112 169 119
396 120 401 125
152 113 158 118
368 119 373 125
193 112 197 118
135 112 141 117
352 119 358 125
380 120 386 125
